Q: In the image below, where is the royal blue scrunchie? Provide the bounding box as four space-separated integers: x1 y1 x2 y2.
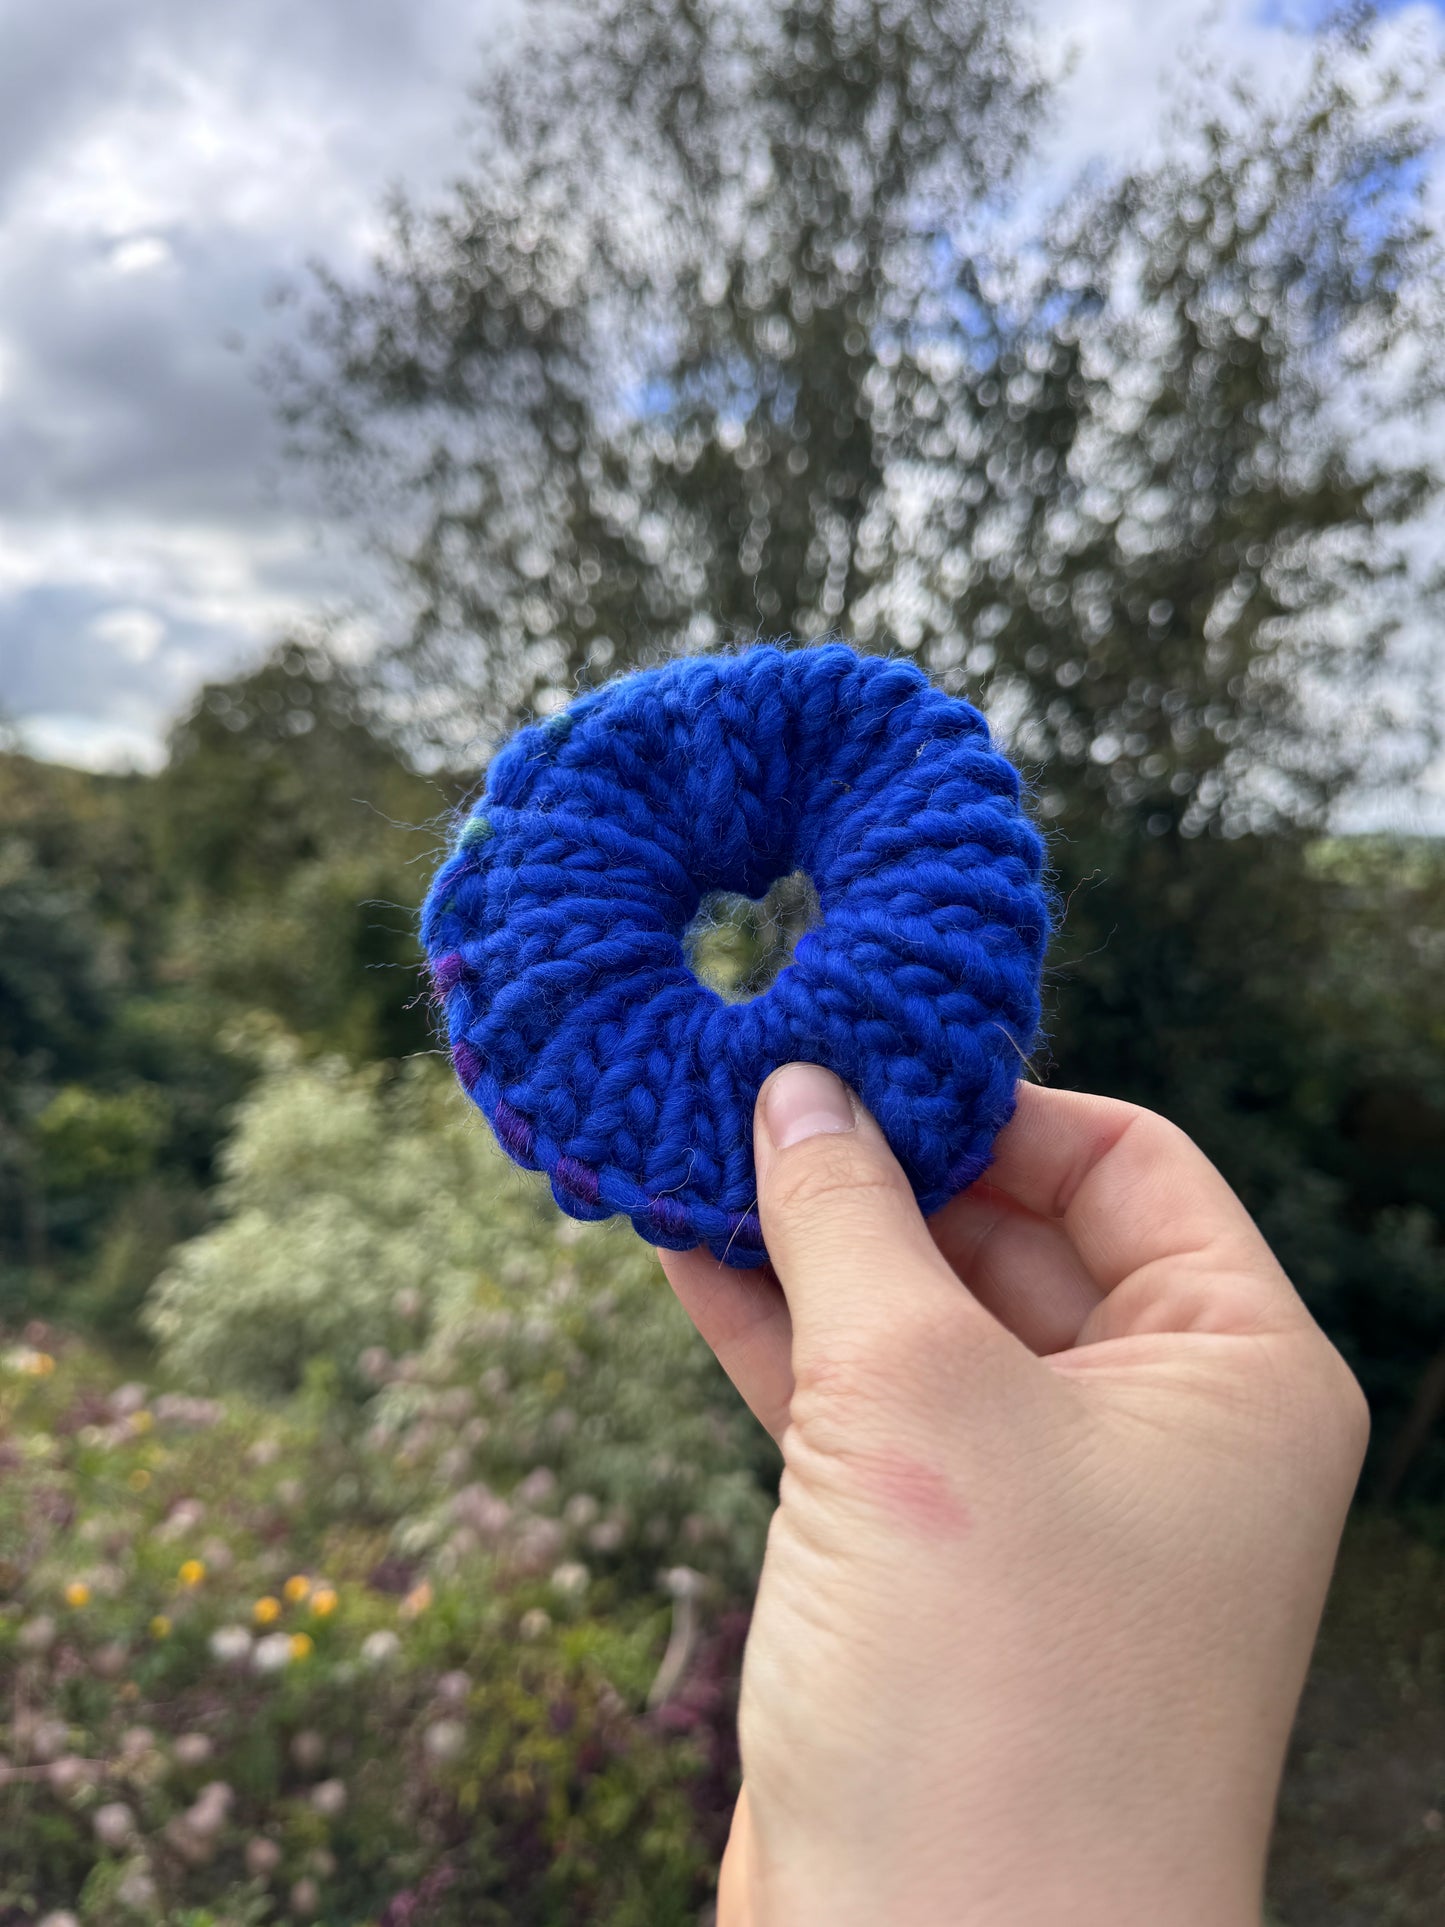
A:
422 643 1053 1268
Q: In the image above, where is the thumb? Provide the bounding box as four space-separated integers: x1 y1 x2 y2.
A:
754 1063 1004 1364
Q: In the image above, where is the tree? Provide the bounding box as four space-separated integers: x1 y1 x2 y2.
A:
149 636 462 1062
279 0 1046 753
282 2 1441 838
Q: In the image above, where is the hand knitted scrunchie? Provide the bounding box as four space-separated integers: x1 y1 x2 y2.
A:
422 642 1053 1269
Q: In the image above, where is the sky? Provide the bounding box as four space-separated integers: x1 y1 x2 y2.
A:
0 0 1442 828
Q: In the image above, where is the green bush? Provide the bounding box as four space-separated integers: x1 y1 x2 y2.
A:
0 1039 775 1919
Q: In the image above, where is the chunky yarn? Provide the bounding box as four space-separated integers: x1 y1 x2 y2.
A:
422 643 1053 1269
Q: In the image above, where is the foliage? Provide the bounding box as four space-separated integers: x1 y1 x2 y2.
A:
2 1138 772 1922
0 640 465 1337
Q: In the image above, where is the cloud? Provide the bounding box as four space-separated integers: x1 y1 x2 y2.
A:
0 0 517 766
0 0 1439 826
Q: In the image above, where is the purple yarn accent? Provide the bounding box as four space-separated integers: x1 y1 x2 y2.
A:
431 951 465 993
492 1098 535 1160
648 1195 693 1243
554 1155 601 1206
452 1040 483 1089
729 1211 764 1252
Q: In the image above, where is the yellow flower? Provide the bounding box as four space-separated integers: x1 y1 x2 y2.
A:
150 1615 172 1639
399 1581 433 1620
253 1595 282 1625
283 1574 311 1604
128 1468 151 1493
129 1409 154 1434
64 1580 91 1608
288 1632 314 1660
310 1586 339 1618
23 1351 56 1377
178 1559 206 1588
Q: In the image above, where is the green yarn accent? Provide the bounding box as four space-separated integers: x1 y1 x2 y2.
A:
459 816 494 850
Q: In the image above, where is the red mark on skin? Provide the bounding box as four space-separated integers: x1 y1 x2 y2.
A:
851 1448 972 1539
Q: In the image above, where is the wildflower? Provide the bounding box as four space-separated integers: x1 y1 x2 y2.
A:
253 1631 293 1674
209 1625 253 1665
515 1465 557 1507
309 1585 338 1617
360 1628 401 1666
310 1777 347 1817
47 1756 95 1796
63 1580 91 1609
178 1558 206 1588
115 1868 157 1912
39 1911 81 1927
29 1716 70 1762
518 1607 551 1641
564 1492 600 1529
173 1732 214 1767
92 1641 127 1678
129 1409 154 1434
437 1669 471 1705
18 1614 56 1653
253 1595 282 1625
150 1615 172 1640
399 1580 433 1619
18 1349 56 1377
283 1573 311 1603
550 1560 590 1598
290 1876 321 1919
289 1632 314 1661
289 1729 326 1770
127 1468 151 1492
155 1497 205 1541
92 1801 137 1849
423 1717 467 1764
245 1836 282 1877
587 1516 626 1553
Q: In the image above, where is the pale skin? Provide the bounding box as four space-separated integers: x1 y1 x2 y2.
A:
659 1063 1370 1927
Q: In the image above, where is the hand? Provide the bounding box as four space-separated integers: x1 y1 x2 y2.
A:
659 1065 1369 1927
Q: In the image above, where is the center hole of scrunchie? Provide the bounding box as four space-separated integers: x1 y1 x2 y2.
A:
685 870 822 1003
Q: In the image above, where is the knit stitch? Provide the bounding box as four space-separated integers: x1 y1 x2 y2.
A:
422 643 1053 1269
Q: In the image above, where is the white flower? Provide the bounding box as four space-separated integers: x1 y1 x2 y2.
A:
360 1628 401 1666
518 1607 551 1640
515 1465 557 1507
564 1493 600 1529
290 1729 326 1770
664 1565 705 1602
422 1718 467 1764
172 1732 214 1768
550 1560 590 1598
39 1913 82 1927
93 1801 137 1849
310 1777 347 1817
209 1625 253 1665
116 1867 158 1912
17 1614 56 1654
436 1669 471 1706
586 1517 626 1554
245 1836 282 1877
289 1875 321 1919
253 1631 294 1673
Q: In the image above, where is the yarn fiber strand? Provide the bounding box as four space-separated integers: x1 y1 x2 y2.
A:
422 643 1052 1268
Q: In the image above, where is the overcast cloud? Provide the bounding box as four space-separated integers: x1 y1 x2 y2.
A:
0 0 1441 828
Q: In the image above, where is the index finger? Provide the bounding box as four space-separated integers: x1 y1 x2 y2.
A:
973 1084 1309 1335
